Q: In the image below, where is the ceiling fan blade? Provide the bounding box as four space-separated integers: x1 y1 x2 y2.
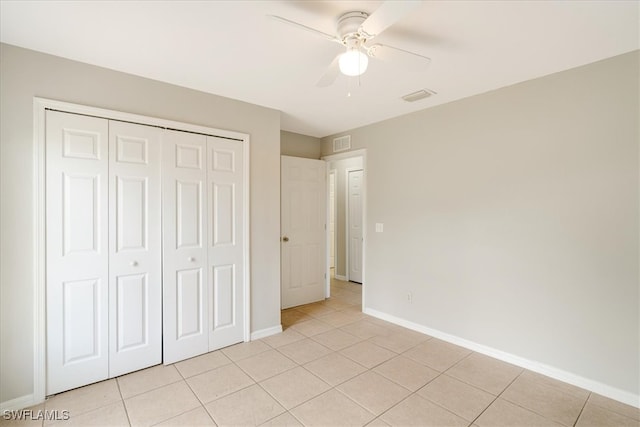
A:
368 43 431 72
359 1 421 38
269 15 340 43
316 54 341 87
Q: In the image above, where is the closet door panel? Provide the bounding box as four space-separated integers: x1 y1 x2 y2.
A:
108 121 162 377
176 268 203 339
46 111 109 395
163 130 209 364
208 137 244 348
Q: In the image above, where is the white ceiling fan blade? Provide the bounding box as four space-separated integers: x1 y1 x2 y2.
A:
315 54 341 87
269 15 340 43
368 43 431 72
360 1 421 38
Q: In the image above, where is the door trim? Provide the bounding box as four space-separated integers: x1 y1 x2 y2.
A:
321 149 367 304
33 97 251 404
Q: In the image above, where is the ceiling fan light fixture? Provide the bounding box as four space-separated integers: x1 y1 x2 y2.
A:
339 48 369 76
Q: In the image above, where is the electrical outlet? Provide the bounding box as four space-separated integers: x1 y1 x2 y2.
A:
407 292 413 303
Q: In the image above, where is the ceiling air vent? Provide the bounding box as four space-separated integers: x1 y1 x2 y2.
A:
402 89 436 102
333 135 351 152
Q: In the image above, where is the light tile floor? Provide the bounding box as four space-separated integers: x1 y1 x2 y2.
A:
3 276 639 426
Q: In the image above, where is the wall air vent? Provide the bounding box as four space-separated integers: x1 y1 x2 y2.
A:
333 135 351 152
402 89 436 102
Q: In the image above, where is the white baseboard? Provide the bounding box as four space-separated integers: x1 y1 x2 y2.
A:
0 394 38 412
250 324 283 340
364 307 640 409
335 275 347 281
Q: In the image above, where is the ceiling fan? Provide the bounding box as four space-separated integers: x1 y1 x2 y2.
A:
270 1 431 87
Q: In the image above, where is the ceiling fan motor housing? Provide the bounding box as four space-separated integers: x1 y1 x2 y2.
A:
337 11 369 41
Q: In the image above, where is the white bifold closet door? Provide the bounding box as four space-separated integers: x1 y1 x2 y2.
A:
163 130 245 364
108 121 162 377
46 111 161 395
46 112 109 394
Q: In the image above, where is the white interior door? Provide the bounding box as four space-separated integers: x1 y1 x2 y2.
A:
162 130 209 364
329 171 336 269
108 121 162 377
348 169 363 283
281 156 326 309
207 137 244 349
46 111 109 394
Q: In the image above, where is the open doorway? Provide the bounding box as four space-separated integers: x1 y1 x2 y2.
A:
322 149 366 307
279 149 366 330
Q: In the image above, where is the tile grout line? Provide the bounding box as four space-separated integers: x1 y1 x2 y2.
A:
587 397 640 422
150 378 210 426
370 384 436 425
254 365 331 422
181 359 256 426
434 351 509 395
498 372 593 427
252 381 290 425
237 351 300 383
373 363 485 426
467 367 525 426
114 377 133 427
44 379 124 424
120 379 184 401
332 386 378 422
572 391 592 427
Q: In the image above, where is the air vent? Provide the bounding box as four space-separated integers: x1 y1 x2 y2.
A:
333 135 351 152
402 89 436 102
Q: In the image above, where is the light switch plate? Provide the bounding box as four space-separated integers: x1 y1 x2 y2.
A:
375 223 384 233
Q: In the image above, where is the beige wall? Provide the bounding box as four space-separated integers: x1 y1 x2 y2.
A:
322 52 639 398
0 43 281 404
281 130 321 159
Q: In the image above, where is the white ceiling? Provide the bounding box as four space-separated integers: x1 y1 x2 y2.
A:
1 1 638 137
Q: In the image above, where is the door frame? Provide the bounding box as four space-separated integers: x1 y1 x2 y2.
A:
32 97 251 404
345 167 364 283
321 149 367 302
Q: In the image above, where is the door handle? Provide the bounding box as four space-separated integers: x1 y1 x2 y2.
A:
282 236 289 242
188 257 195 262
130 261 138 267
